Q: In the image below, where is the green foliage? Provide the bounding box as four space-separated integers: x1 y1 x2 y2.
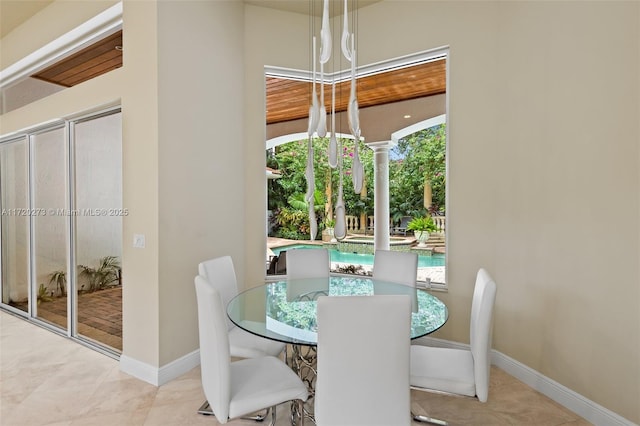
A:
287 190 324 212
266 125 444 235
267 137 374 237
407 216 438 232
389 124 446 221
48 270 67 297
274 207 309 240
37 283 52 304
78 255 121 292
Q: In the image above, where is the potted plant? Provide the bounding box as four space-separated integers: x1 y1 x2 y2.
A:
407 216 438 248
78 255 121 292
324 218 337 243
48 270 67 297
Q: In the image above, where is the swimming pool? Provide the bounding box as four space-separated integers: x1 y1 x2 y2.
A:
271 244 445 268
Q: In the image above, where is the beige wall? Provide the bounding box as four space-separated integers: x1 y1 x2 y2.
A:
243 1 639 423
156 0 246 365
119 0 161 367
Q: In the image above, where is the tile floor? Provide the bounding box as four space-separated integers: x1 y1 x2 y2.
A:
0 310 592 426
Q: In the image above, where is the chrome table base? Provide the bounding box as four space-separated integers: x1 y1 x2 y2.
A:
288 344 317 424
412 412 449 425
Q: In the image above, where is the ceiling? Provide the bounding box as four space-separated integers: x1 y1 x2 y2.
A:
3 0 445 133
244 0 382 17
0 1 54 38
0 0 381 39
267 59 445 125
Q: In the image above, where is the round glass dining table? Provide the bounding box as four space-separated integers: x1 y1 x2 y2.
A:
227 275 448 346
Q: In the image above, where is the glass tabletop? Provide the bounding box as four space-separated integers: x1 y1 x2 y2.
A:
227 275 448 346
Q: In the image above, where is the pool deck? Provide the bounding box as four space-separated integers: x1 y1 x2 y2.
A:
267 236 446 285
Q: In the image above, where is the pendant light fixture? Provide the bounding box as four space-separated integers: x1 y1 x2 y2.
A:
305 0 362 242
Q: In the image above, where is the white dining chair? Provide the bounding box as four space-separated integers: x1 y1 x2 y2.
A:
194 275 308 425
410 268 497 424
315 295 412 426
372 249 419 287
286 248 330 279
198 256 285 359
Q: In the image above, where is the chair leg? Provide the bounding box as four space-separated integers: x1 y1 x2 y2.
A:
412 412 449 425
267 405 277 426
198 400 268 422
244 409 269 422
197 401 213 415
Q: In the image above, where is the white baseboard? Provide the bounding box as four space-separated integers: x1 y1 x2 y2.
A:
414 337 637 426
119 349 200 386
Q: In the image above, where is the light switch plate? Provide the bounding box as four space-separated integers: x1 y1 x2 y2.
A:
133 234 145 248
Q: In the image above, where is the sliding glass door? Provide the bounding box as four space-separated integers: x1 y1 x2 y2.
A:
0 138 29 312
0 108 122 353
31 127 69 330
73 112 123 350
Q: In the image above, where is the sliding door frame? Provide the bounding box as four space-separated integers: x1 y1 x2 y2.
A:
0 105 122 357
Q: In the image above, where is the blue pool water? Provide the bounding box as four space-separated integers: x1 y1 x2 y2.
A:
271 244 445 268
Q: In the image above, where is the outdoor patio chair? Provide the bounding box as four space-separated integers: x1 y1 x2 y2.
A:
393 216 413 236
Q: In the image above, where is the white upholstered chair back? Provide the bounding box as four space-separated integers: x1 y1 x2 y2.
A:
198 256 238 331
315 295 412 426
198 256 285 359
286 248 330 279
372 250 418 287
194 275 231 422
470 268 497 402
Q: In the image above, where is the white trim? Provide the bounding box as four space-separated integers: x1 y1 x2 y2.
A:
158 349 201 386
119 350 201 387
413 337 637 426
119 354 159 385
0 2 123 89
266 131 359 150
491 352 636 426
265 46 448 84
391 114 446 144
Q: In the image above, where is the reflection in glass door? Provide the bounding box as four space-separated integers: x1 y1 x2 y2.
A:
31 127 68 330
73 111 122 351
0 108 122 354
0 138 30 312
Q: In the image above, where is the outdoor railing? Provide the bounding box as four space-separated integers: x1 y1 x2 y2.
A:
432 216 446 233
343 215 446 235
345 215 362 233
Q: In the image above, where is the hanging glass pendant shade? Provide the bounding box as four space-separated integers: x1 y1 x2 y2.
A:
304 0 363 242
328 80 338 168
305 37 319 240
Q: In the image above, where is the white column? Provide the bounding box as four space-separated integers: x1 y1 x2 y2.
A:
365 140 396 252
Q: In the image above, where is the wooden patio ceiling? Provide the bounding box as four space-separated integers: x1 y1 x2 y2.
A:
31 30 122 87
266 58 446 125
